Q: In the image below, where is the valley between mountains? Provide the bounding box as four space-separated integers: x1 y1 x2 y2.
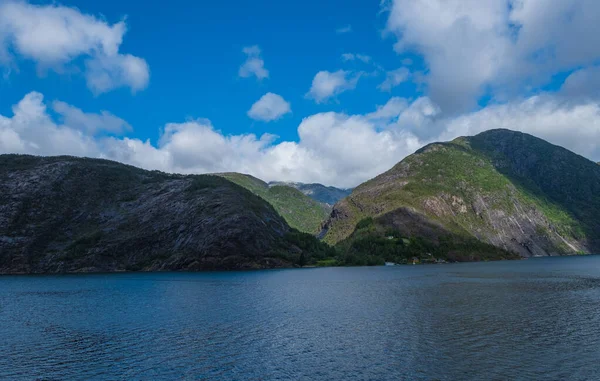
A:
1 129 598 273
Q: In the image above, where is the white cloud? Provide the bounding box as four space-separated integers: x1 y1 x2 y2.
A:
396 97 442 140
341 53 371 63
0 0 149 94
0 91 418 187
439 96 600 160
561 66 600 99
336 25 352 34
2 91 600 189
384 0 600 113
0 92 100 157
289 112 422 186
247 92 291 122
307 70 360 103
366 97 408 121
384 0 511 112
85 54 150 95
239 45 269 80
52 100 131 135
378 67 410 92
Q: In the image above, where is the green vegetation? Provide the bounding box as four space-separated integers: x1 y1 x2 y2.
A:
280 229 338 266
315 258 339 267
217 173 329 234
332 215 517 266
3 129 598 272
324 129 600 259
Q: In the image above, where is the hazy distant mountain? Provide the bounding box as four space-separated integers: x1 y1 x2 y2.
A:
0 155 333 274
324 129 600 264
268 181 352 206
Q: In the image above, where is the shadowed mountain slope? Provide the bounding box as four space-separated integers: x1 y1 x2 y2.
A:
0 155 333 274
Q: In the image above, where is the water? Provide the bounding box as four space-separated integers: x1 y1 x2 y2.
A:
1 256 600 380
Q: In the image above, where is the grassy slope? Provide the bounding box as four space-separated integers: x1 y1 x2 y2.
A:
217 173 330 234
324 130 600 260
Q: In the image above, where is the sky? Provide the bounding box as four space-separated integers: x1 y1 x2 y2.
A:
1 0 600 188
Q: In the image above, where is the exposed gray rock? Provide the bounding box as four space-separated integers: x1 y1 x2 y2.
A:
0 155 316 274
324 129 600 258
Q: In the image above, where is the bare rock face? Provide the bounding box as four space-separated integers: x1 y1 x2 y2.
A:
324 129 600 259
0 155 317 274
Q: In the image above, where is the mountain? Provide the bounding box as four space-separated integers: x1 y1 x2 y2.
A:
268 181 352 206
323 129 600 263
217 173 329 234
0 155 334 274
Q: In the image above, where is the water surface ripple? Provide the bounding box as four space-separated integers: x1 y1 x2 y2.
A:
1 256 600 380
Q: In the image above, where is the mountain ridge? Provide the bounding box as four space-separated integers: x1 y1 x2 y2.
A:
0 155 333 274
324 129 600 261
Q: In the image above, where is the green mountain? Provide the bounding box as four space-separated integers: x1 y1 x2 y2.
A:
324 129 600 264
0 155 334 274
217 173 329 234
268 181 352 207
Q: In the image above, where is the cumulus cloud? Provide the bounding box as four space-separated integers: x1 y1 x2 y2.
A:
378 67 410 92
0 92 100 156
384 0 511 112
561 66 600 99
0 91 419 187
247 93 291 122
52 100 131 135
85 54 150 94
0 0 149 94
238 45 269 80
439 96 600 160
2 91 600 188
307 70 360 103
396 97 442 140
366 97 408 121
383 0 600 113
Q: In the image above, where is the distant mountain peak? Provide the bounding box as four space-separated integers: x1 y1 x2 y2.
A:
268 181 352 206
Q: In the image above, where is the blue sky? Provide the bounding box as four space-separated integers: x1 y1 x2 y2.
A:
2 0 416 143
1 0 600 187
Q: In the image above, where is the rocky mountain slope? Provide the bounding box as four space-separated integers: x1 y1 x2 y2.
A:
217 173 329 234
0 155 333 274
268 181 352 207
324 129 600 262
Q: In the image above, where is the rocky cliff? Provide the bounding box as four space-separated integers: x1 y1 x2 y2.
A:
0 155 332 274
324 129 600 261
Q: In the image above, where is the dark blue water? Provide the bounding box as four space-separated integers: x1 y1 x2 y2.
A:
1 256 600 380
